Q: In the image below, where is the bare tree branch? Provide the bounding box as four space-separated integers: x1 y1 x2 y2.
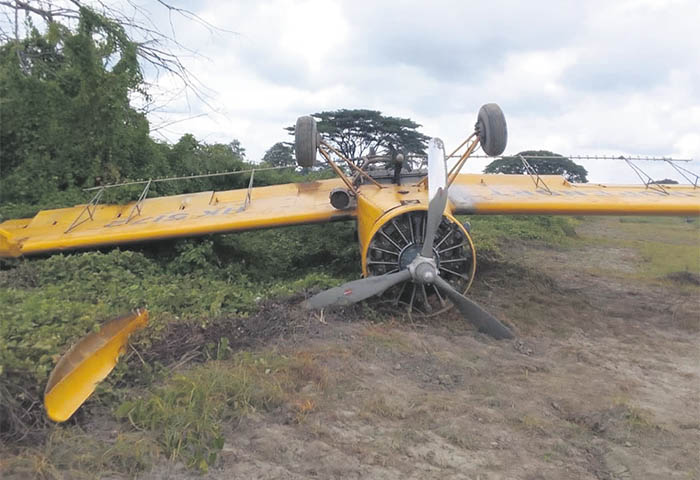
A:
0 0 236 114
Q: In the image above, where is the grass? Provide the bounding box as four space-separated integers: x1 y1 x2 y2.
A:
363 394 407 421
3 429 161 479
115 350 325 472
574 216 700 282
611 397 657 431
465 215 580 265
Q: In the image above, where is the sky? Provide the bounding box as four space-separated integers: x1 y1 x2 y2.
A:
137 0 700 183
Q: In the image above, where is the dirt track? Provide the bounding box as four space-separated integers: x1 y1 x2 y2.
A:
146 217 699 480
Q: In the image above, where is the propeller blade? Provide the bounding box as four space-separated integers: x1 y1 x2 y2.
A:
433 276 514 339
305 269 412 309
421 187 448 258
427 138 447 202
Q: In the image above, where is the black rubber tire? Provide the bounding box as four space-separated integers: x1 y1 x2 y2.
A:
475 103 507 156
295 116 318 167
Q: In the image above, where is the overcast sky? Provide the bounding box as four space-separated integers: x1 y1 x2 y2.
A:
140 0 699 183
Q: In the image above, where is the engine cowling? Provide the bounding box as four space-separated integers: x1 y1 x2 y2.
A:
361 205 476 316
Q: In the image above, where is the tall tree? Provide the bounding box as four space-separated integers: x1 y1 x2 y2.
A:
484 150 589 183
0 7 163 202
0 0 218 98
0 4 241 205
287 109 430 164
262 142 295 167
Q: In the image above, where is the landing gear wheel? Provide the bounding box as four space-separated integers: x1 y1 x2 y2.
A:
475 103 507 157
295 116 319 168
365 210 476 317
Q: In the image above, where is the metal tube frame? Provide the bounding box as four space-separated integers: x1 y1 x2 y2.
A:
65 187 105 233
126 179 153 223
665 160 699 188
623 158 669 195
519 155 553 194
82 165 295 192
446 154 694 162
317 147 358 194
447 134 480 189
238 169 256 212
319 140 384 189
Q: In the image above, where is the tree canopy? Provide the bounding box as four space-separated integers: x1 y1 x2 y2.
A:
0 5 245 211
262 142 295 167
484 150 589 183
651 178 679 184
287 109 430 164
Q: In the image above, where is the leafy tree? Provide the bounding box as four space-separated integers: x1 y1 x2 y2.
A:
0 1 215 96
0 7 162 202
484 150 589 183
262 142 295 167
651 178 678 184
287 109 430 164
229 139 246 160
0 5 248 208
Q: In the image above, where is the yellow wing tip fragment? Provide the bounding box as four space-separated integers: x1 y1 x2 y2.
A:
0 228 21 258
44 309 149 422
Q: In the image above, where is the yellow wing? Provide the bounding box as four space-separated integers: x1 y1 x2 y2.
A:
0 178 354 258
449 174 700 216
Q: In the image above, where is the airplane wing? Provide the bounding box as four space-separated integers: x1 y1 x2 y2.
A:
449 174 700 216
0 178 354 258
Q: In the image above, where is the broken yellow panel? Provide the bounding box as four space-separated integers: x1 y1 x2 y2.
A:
44 309 149 422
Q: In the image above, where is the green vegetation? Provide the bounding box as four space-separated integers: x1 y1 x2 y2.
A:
484 150 589 183
4 429 161 479
0 5 312 217
578 216 700 281
0 221 357 442
466 215 579 265
262 142 296 167
287 109 430 163
116 351 324 471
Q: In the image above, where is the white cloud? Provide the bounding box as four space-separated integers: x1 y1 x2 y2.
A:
141 0 700 184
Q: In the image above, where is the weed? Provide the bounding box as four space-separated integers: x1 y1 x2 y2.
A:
363 394 407 420
464 215 579 265
3 428 160 479
293 398 317 423
520 413 547 433
115 350 325 471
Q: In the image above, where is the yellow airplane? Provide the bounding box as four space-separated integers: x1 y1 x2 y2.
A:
2 104 698 421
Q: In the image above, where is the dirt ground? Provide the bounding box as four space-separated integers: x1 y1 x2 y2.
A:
141 217 699 480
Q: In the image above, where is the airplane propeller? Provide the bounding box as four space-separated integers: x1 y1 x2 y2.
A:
305 137 514 340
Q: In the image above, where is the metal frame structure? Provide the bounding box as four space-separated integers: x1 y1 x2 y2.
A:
518 154 553 194
66 165 297 233
65 187 106 233
623 158 668 195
